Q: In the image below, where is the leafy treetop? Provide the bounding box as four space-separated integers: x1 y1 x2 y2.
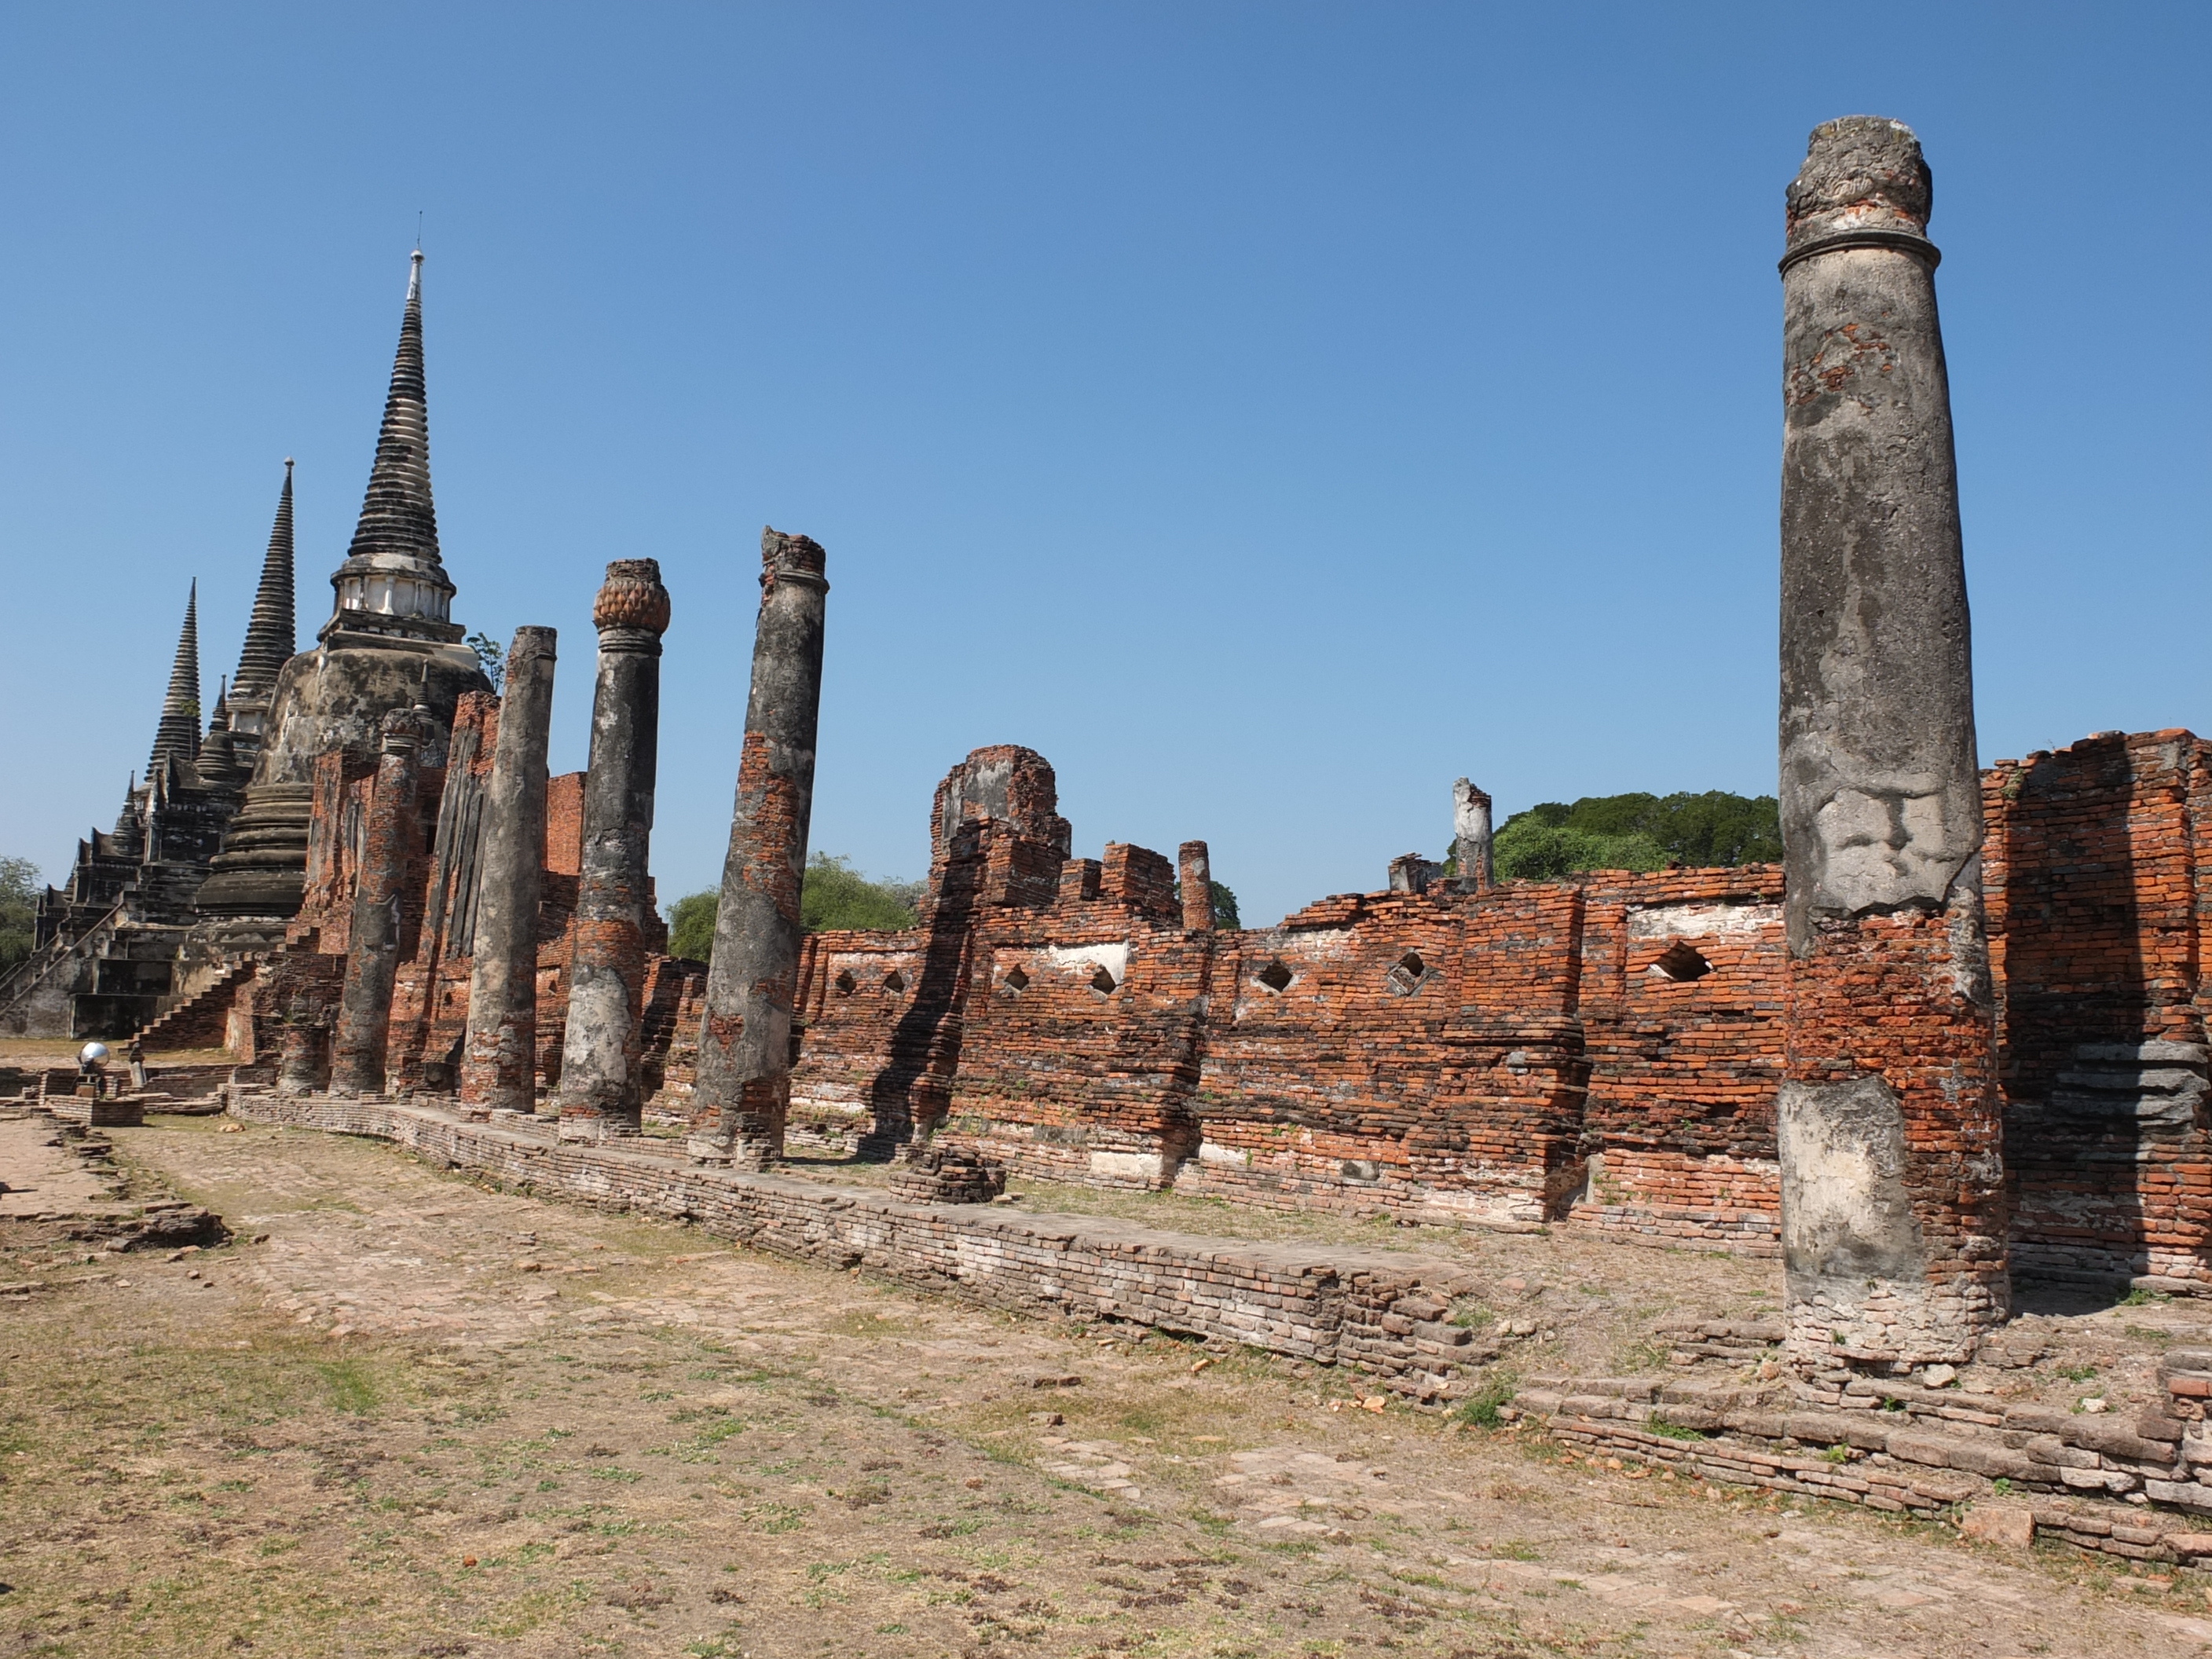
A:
665 853 923 963
0 855 41 977
1170 878 1241 929
1486 790 1782 882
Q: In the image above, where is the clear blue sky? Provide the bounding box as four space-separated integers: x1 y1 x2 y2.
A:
2 4 2204 927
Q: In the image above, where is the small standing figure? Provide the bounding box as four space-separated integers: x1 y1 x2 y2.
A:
126 1038 148 1093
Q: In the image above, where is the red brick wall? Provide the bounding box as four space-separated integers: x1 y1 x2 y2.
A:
544 771 584 877
1173 889 1583 1219
1570 867 1788 1250
943 899 1209 1188
784 931 933 1149
1987 731 2212 1290
760 737 2212 1283
215 727 2212 1288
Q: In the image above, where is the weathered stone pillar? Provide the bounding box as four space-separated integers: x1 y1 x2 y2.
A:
688 529 829 1166
558 562 672 1143
1452 778 1493 891
1776 117 2006 1377
459 626 558 1117
1177 841 1214 932
277 1016 332 1095
328 707 433 1097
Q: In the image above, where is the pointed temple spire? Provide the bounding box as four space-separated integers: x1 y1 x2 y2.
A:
147 582 203 776
320 250 457 643
232 459 297 698
347 251 440 569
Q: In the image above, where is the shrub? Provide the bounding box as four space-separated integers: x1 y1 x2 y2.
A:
664 854 922 963
1456 1375 1517 1428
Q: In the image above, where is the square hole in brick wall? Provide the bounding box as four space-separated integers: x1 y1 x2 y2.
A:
1003 965 1030 993
1256 959 1293 993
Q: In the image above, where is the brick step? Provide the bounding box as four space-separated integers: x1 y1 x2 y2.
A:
134 962 254 1050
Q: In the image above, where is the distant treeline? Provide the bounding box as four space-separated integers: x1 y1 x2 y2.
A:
1468 790 1782 882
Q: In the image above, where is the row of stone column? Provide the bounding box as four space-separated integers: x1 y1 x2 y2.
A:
322 559 674 1141
310 528 834 1169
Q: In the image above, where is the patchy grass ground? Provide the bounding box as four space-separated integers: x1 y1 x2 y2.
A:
0 1115 2203 1657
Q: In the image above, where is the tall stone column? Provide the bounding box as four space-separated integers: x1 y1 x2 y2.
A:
1452 779 1493 891
1177 841 1214 932
328 707 434 1097
1776 116 2006 1378
558 562 672 1143
459 626 558 1117
688 529 830 1167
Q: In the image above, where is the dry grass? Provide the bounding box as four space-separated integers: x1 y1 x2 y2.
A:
0 1119 2188 1658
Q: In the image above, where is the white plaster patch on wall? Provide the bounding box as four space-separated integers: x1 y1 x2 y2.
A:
1627 903 1783 940
1043 942 1130 980
1090 1150 1163 1181
825 950 920 980
1196 1141 1249 1166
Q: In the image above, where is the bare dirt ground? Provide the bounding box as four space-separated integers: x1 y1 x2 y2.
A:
2 1117 2205 1659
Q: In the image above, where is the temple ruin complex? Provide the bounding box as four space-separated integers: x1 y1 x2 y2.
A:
8 117 2210 1404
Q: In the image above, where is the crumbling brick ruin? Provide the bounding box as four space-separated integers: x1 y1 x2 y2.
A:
13 118 2212 1403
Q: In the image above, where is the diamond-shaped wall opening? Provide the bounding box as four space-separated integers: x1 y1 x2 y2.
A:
1257 959 1292 993
1649 941 1713 982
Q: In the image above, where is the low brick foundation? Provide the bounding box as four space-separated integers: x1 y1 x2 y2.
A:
1563 1148 1782 1254
1516 1350 2212 1568
224 1089 1505 1399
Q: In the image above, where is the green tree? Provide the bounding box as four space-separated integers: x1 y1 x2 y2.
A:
1493 822 1669 881
666 889 717 961
0 856 42 977
800 854 921 932
1491 790 1781 881
1170 877 1241 928
465 631 506 691
663 854 922 963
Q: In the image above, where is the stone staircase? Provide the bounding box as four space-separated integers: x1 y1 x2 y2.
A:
133 961 256 1052
0 900 126 1036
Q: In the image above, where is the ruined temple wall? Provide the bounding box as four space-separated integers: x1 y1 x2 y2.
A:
1987 731 2212 1289
295 750 382 954
1567 866 1789 1250
939 895 1210 1188
782 930 931 1146
219 723 2212 1281
638 954 709 1122
1174 888 1588 1223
